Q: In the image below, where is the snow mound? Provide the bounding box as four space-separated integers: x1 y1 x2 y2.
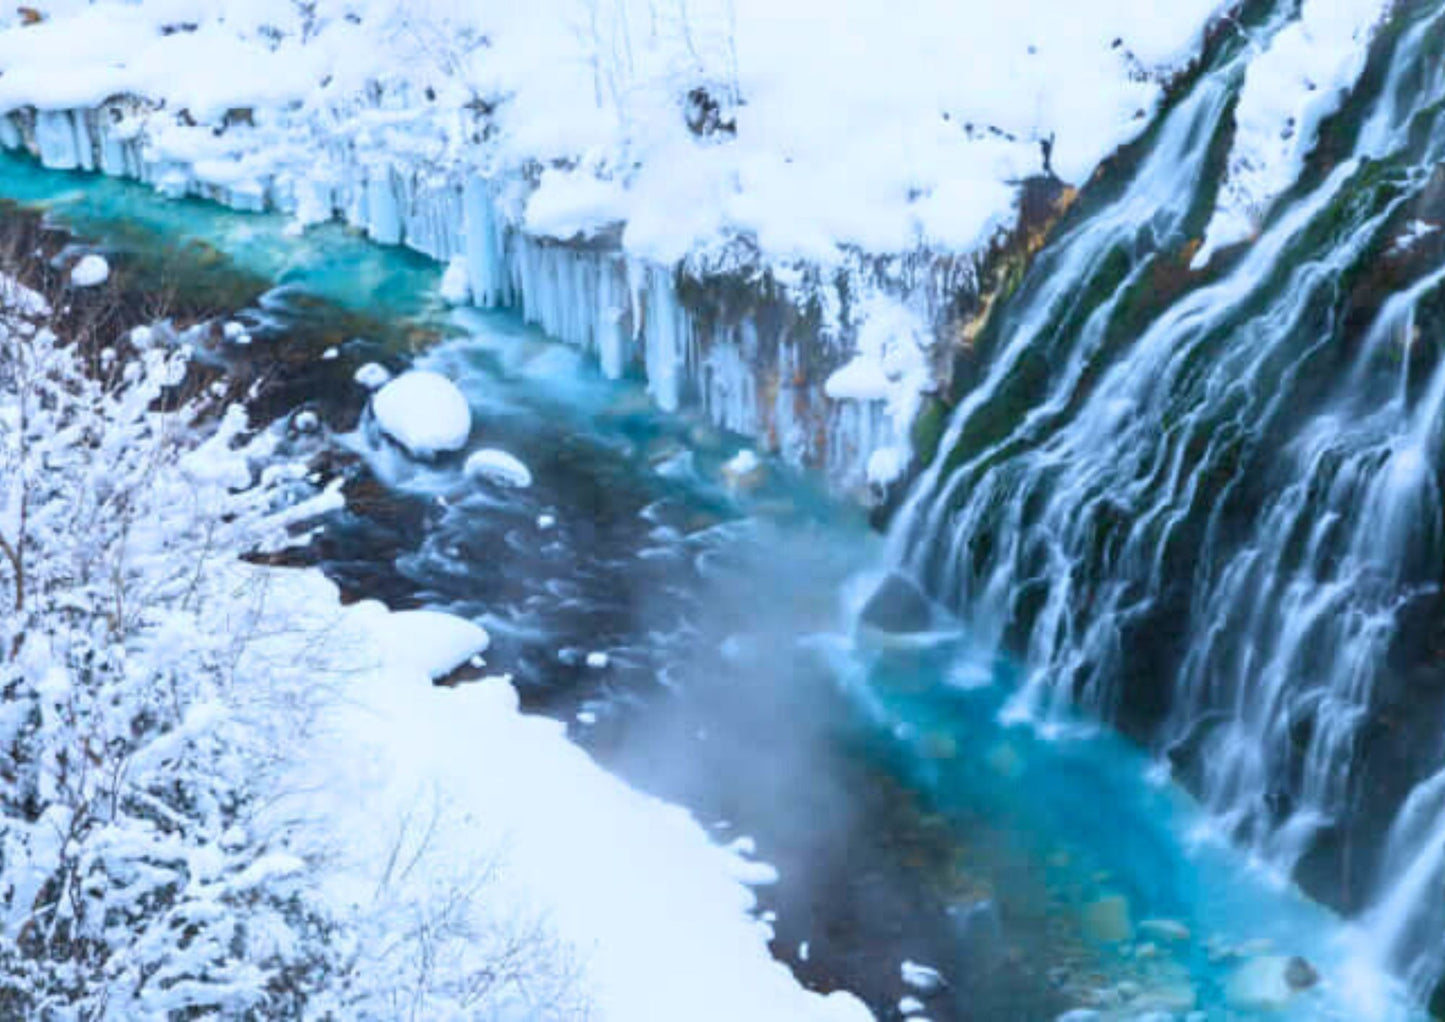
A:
69 253 110 288
288 588 875 1022
372 370 471 457
464 448 534 488
372 609 491 681
0 272 49 318
354 362 392 390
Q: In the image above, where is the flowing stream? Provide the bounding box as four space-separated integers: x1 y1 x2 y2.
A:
5 8 1445 1009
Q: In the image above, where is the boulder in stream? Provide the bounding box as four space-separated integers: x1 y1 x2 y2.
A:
859 572 935 635
1225 955 1318 1012
1081 894 1133 944
372 370 471 457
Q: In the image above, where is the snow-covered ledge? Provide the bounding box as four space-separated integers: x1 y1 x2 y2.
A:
1 102 933 498
0 1 1234 501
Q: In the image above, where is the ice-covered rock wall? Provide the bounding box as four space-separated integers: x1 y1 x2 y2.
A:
1 102 958 502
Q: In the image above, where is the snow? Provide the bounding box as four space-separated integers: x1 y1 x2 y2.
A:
464 447 534 488
1194 0 1391 267
69 253 110 287
825 290 933 433
371 608 490 681
371 370 472 457
353 362 392 390
439 255 471 304
222 320 253 346
866 446 911 488
1391 219 1440 256
0 271 49 317
725 449 762 476
901 960 945 992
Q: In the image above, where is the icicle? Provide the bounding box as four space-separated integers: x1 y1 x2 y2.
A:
34 111 81 170
363 164 402 246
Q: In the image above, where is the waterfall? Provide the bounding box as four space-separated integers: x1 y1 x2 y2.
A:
889 0 1445 1004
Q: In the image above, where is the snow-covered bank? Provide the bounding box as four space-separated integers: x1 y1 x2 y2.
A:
0 0 1236 497
279 571 873 1022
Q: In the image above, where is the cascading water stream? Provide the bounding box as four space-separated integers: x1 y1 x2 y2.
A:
888 0 1445 1007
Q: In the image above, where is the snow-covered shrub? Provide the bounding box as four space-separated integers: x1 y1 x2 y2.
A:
0 275 346 1018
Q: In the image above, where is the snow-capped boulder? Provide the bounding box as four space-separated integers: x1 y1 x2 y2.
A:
464 448 533 488
372 370 471 457
354 362 392 390
69 254 110 288
1225 955 1319 1012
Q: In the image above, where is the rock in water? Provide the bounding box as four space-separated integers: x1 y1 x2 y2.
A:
1139 918 1192 944
1081 895 1133 944
1226 956 1308 1012
721 448 766 492
860 573 935 634
900 960 944 993
465 448 533 488
354 362 392 390
1284 956 1319 991
372 370 471 457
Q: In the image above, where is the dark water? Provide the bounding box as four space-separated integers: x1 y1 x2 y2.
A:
0 144 1418 1021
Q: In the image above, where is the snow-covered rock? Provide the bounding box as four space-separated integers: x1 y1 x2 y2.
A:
901 960 944 993
722 449 766 492
354 362 392 390
464 448 533 488
69 253 110 288
372 370 471 457
1225 956 1295 1012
